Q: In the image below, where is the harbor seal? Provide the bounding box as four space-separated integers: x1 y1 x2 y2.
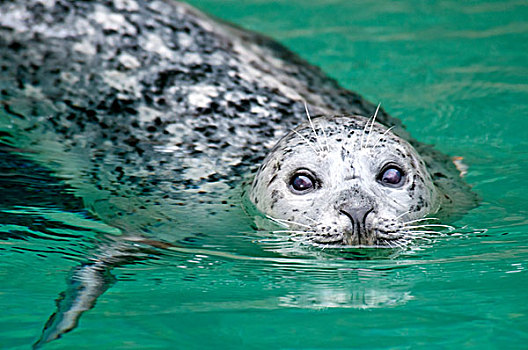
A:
0 0 477 345
0 0 475 247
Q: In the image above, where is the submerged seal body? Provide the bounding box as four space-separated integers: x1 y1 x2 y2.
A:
0 0 475 245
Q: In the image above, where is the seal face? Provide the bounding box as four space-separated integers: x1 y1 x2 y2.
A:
249 115 441 247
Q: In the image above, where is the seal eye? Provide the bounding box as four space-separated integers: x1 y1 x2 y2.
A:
289 171 316 194
378 166 404 187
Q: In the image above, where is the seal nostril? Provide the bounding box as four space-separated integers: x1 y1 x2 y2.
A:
338 209 355 224
338 204 374 244
338 205 373 225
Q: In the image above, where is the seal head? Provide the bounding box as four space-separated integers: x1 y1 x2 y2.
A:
249 115 441 247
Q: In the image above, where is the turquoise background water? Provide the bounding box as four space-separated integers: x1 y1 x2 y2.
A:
1 0 527 348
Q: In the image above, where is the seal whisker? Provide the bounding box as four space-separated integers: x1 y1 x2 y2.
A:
371 125 396 150
269 218 312 229
411 236 433 242
272 230 315 234
266 215 314 229
377 231 404 240
401 230 437 235
318 116 330 153
394 210 411 220
392 242 402 248
303 215 319 224
291 129 320 156
402 217 440 225
396 232 434 243
404 224 454 230
303 101 324 154
321 123 330 153
364 103 381 149
266 215 290 228
386 241 397 248
389 237 413 246
311 237 344 245
360 114 373 150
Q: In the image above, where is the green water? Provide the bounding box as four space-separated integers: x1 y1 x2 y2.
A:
1 0 528 348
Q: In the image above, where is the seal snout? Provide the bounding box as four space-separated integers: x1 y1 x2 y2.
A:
338 203 374 245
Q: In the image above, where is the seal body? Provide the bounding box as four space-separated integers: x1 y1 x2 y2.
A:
0 0 476 244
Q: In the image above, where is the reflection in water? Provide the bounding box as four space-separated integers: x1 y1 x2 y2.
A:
279 287 413 309
275 263 413 309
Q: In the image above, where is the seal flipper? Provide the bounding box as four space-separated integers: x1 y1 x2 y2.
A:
33 238 164 348
33 261 116 349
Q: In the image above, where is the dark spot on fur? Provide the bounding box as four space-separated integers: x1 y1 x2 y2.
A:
3 103 25 119
270 189 283 209
268 174 277 187
340 146 348 161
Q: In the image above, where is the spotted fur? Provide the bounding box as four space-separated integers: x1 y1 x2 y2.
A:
0 0 476 243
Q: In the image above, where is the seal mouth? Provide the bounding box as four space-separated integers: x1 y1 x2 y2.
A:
309 227 406 248
309 233 403 248
310 234 346 245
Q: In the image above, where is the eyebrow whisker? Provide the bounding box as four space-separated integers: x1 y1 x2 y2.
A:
364 102 381 149
303 101 324 154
